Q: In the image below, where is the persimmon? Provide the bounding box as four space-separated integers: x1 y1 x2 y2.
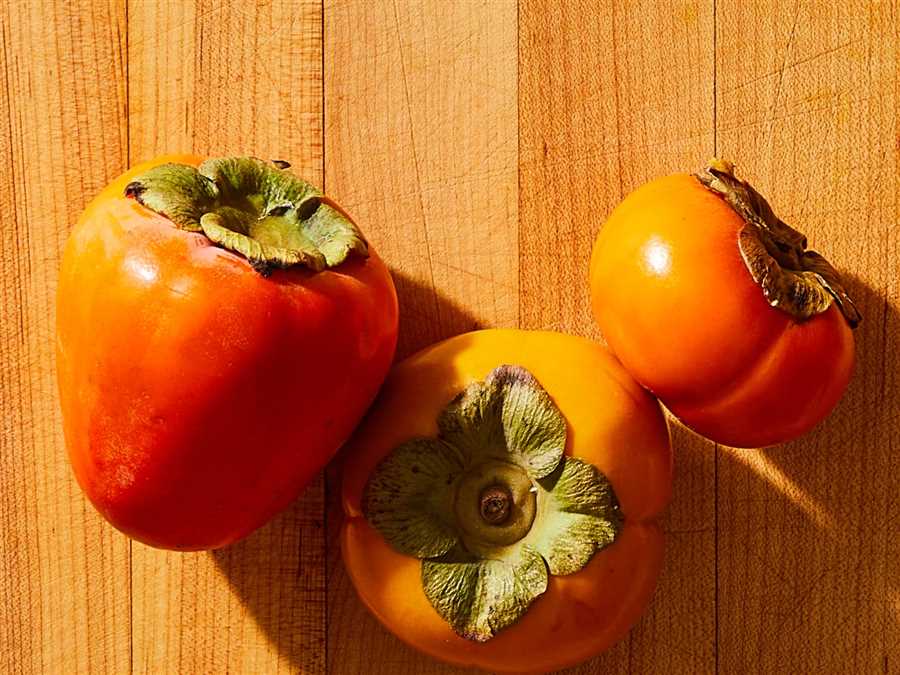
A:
590 160 859 448
341 330 672 672
57 155 398 550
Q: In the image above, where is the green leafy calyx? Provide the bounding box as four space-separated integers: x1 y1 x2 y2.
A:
362 365 622 642
125 157 368 275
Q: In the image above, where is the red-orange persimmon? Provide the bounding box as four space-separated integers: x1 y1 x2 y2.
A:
57 155 398 549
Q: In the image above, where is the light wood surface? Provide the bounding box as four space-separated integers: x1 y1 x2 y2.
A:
127 2 326 673
715 2 899 672
519 2 717 672
1 1 131 673
325 1 517 672
1 1 897 673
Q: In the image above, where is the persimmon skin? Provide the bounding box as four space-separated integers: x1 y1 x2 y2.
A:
590 173 855 448
341 330 673 673
57 155 398 550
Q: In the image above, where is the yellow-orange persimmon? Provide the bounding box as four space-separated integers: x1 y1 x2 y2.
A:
341 330 672 672
57 155 398 550
590 161 859 448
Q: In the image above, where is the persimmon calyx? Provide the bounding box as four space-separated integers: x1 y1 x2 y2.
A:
696 159 861 327
362 365 622 642
124 157 367 275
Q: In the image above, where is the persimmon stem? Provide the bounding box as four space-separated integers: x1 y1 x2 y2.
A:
479 485 512 525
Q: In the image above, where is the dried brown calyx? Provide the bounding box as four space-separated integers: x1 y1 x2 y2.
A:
695 159 860 328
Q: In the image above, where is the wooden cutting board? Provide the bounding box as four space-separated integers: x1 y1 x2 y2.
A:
2 1 897 673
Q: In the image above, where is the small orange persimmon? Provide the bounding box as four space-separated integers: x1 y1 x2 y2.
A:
590 160 859 448
341 330 672 672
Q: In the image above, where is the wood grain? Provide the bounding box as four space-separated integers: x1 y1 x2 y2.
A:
2 1 898 673
324 0 518 672
324 0 519 359
127 1 325 673
0 1 131 673
716 0 900 672
519 1 717 673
